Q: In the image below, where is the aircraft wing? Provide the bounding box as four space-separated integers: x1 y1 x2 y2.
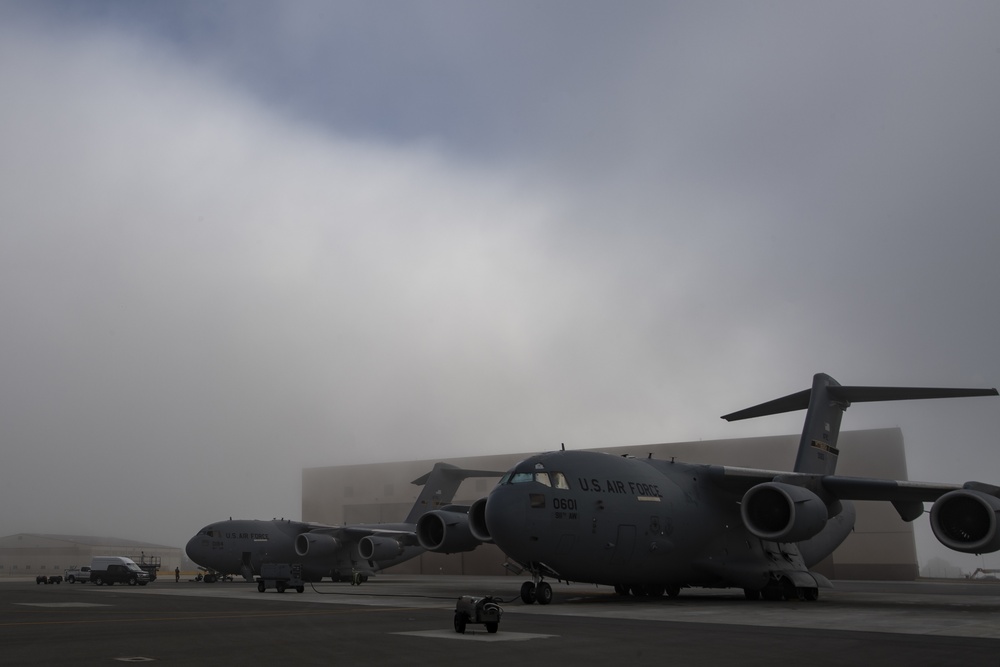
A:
707 465 963 501
311 525 420 547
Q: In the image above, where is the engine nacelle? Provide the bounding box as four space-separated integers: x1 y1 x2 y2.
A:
741 482 829 543
358 536 404 562
295 533 341 559
468 498 492 543
930 489 1000 554
416 510 481 553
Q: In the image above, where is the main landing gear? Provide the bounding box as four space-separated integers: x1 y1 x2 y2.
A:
519 579 553 605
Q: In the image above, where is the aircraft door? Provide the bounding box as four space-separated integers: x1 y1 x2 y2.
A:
610 525 636 566
240 552 254 582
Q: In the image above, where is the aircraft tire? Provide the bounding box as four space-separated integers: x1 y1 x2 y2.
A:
647 584 666 597
665 585 680 598
614 583 629 596
486 622 498 634
536 582 553 605
802 587 818 601
520 581 536 604
743 588 761 601
296 586 304 593
454 612 467 634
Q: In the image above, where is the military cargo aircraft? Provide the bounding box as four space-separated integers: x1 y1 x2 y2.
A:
467 373 1000 604
186 462 498 585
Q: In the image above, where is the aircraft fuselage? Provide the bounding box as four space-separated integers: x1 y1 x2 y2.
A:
481 450 852 589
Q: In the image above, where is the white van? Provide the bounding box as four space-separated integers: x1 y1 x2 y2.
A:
89 556 151 586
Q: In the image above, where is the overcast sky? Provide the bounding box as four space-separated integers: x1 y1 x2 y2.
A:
2 1 999 572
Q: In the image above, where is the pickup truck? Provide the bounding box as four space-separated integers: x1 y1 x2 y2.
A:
64 566 91 584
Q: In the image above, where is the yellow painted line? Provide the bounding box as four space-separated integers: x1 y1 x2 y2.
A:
0 606 429 628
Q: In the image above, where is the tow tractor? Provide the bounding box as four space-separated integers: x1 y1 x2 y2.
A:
257 563 305 593
453 595 503 634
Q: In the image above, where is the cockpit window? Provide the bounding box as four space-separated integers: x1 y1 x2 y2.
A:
552 472 570 489
498 471 512 485
504 470 569 488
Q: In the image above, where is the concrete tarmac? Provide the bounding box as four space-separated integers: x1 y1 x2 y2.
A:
2 576 999 666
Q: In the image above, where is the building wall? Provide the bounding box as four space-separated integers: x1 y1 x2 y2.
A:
0 534 183 577
302 428 920 580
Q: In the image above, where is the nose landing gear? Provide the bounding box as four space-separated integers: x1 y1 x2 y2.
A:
519 579 553 604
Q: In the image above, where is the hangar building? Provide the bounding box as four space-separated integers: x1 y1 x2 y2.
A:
0 534 183 579
303 428 920 580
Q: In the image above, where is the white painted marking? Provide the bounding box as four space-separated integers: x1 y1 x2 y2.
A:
16 602 111 608
395 629 556 642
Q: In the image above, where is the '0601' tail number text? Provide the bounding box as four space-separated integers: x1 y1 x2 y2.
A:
553 498 577 511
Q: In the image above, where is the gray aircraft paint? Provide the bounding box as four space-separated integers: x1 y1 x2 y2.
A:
185 463 499 583
469 373 999 603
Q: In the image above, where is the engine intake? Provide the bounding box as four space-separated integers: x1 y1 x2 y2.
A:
930 489 1000 554
469 498 492 543
416 510 481 553
741 482 829 543
295 533 340 559
358 536 404 562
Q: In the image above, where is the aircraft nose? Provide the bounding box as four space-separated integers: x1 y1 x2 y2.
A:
184 534 203 563
483 488 523 552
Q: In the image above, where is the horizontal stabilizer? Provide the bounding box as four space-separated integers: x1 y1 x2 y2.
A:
722 384 997 422
410 463 503 486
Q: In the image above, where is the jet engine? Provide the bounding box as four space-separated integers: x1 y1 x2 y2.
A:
930 489 1000 554
358 535 404 561
295 533 340 559
416 510 481 553
468 498 492 543
740 482 829 543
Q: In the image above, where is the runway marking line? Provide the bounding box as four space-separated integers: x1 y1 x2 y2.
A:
0 605 421 628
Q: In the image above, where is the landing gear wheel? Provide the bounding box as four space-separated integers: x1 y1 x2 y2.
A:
257 581 266 593
743 588 761 601
454 612 467 634
535 581 553 605
296 586 305 593
485 622 498 634
614 583 629 596
520 581 536 604
647 584 666 598
665 585 680 599
802 587 819 601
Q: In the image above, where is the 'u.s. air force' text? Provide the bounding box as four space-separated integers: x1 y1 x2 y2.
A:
578 478 663 497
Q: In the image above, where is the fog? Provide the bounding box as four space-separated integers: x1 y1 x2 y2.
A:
1 1 998 573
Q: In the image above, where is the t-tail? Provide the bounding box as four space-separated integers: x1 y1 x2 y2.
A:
722 372 998 475
403 462 503 524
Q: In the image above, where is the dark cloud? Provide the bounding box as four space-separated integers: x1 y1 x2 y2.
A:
1 2 998 572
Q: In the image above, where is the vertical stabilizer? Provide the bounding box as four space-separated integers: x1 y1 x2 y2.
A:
721 373 998 476
794 373 845 475
403 463 502 525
